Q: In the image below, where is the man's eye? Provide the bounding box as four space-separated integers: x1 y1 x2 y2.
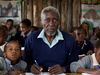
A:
45 18 50 22
45 18 58 22
53 18 58 22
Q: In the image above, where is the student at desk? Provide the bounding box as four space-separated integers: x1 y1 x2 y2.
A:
92 70 100 75
0 40 27 75
70 40 100 74
24 6 79 74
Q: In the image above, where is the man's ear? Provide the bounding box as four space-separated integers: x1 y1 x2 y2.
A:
3 53 6 58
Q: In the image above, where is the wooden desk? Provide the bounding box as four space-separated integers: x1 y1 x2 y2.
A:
66 73 81 75
25 73 81 75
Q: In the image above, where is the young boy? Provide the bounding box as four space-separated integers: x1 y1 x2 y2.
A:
0 39 27 74
5 19 17 42
70 40 100 74
73 27 93 55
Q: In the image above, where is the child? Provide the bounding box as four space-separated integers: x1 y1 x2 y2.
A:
73 27 93 55
5 19 17 42
70 40 100 74
0 39 27 74
0 25 8 57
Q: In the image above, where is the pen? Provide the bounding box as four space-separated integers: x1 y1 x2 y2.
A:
34 60 43 71
34 60 39 66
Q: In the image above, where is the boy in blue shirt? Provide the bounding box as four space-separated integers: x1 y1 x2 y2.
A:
70 40 100 74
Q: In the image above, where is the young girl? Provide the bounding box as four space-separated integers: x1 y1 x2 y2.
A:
0 39 27 75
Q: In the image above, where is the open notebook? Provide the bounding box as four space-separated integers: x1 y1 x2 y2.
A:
25 72 66 75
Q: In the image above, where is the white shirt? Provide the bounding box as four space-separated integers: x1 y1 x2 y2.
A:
91 53 99 66
37 29 64 48
0 42 7 52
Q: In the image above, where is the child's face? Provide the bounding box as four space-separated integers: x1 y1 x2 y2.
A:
20 23 30 35
4 42 21 62
74 30 86 42
6 21 13 29
95 48 100 63
82 24 89 31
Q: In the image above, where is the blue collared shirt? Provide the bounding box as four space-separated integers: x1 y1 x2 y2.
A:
37 29 64 48
4 58 27 71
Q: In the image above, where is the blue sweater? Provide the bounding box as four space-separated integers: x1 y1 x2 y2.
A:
76 39 94 55
24 30 79 72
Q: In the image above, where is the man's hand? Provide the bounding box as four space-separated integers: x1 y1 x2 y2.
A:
48 64 66 74
31 64 43 74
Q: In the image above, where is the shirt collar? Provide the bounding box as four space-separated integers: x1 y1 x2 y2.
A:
0 42 7 52
5 58 13 69
5 58 20 66
37 29 64 40
37 29 45 39
5 58 11 65
37 29 64 48
91 53 99 66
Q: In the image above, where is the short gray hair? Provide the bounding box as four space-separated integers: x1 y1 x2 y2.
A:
41 6 60 20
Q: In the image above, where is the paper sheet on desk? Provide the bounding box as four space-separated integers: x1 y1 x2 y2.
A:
25 72 66 75
82 73 92 75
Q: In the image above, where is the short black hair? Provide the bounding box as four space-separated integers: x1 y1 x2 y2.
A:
4 39 21 52
6 19 14 24
81 22 89 29
95 40 100 48
21 19 31 27
73 27 87 35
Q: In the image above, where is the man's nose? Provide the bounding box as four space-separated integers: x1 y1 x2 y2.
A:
49 19 54 25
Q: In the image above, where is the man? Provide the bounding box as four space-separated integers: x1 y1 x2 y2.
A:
24 6 79 74
70 40 100 74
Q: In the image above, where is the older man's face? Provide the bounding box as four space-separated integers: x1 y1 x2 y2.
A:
42 12 59 35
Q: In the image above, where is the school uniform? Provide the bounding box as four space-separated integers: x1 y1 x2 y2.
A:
70 53 100 72
0 57 27 71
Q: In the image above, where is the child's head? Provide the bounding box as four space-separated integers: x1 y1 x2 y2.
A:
20 19 31 35
73 27 86 42
4 40 21 63
81 22 89 31
94 40 100 63
5 19 14 30
0 25 8 46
